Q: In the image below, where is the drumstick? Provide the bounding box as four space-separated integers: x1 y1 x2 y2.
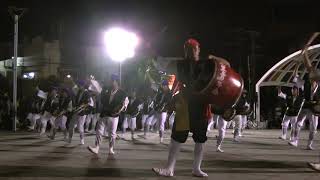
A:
208 54 231 67
302 32 320 73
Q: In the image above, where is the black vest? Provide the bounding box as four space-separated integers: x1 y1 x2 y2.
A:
285 95 305 116
153 90 172 112
126 97 142 117
59 96 72 112
100 87 127 117
235 95 251 115
43 95 59 114
142 97 153 114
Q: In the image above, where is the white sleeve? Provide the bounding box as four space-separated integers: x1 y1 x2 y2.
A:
72 85 79 95
88 97 94 107
67 101 73 112
123 97 129 108
278 92 287 99
138 104 143 111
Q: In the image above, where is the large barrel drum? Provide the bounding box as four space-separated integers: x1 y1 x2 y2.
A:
194 59 244 109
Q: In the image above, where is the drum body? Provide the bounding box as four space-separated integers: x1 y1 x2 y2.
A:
196 59 244 109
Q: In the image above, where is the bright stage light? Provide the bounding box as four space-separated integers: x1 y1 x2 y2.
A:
66 74 71 78
104 27 139 62
22 72 35 79
28 72 35 78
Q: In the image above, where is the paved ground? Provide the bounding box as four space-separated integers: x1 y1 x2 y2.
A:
0 129 319 180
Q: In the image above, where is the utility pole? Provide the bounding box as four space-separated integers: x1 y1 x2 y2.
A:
248 30 259 120
8 6 27 132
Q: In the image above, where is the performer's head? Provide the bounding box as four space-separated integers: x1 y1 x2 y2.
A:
184 38 200 61
161 80 169 92
77 80 89 90
292 85 299 97
111 74 120 89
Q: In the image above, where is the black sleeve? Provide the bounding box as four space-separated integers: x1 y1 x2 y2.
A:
83 91 91 104
100 87 110 106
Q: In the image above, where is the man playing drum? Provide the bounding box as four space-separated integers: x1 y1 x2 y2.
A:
152 38 213 177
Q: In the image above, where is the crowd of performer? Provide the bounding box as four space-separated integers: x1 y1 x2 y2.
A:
3 36 320 176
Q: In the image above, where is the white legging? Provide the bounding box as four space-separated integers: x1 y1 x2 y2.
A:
50 115 68 138
168 111 175 130
157 112 168 132
54 115 68 130
207 116 215 131
68 114 87 141
122 114 137 131
145 114 155 126
215 115 227 147
233 115 247 138
85 113 94 131
27 113 41 130
280 115 297 139
95 116 119 149
141 114 148 129
292 109 318 146
40 111 56 135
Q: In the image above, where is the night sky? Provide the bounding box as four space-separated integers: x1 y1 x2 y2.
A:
1 0 320 80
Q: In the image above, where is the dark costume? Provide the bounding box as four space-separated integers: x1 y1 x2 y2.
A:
171 59 210 143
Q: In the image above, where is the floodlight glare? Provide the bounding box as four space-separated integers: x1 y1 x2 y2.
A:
104 27 139 62
28 72 35 78
66 74 71 78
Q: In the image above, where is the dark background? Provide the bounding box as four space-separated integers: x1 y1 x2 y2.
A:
1 0 320 81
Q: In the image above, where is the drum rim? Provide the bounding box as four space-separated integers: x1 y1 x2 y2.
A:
199 59 218 94
200 59 244 108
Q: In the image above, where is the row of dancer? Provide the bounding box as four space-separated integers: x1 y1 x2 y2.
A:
87 76 175 155
206 90 251 152
278 72 319 150
26 80 96 145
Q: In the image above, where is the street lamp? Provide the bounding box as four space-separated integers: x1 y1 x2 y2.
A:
104 27 138 86
8 7 27 132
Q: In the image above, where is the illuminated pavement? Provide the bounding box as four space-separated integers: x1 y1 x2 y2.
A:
0 129 319 180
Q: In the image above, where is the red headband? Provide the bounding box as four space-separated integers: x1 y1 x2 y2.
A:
184 38 200 48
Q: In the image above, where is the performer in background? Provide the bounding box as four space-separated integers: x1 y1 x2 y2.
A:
68 81 93 145
122 89 143 140
84 91 98 133
140 94 153 131
212 107 228 152
90 93 101 133
233 90 251 142
152 39 212 177
153 80 172 143
39 88 59 136
141 95 155 138
48 88 72 140
27 88 46 131
289 75 319 150
87 74 128 157
277 85 304 141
